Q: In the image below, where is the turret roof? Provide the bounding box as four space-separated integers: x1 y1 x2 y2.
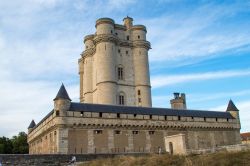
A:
28 120 36 129
226 99 239 112
53 83 71 101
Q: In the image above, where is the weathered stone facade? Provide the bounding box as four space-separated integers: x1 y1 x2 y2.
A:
79 17 151 107
27 17 241 155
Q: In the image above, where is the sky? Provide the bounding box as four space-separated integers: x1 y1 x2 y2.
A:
0 0 249 137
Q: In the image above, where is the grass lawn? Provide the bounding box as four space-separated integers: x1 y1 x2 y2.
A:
78 150 250 166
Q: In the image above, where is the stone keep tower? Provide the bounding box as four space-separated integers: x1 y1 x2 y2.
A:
78 17 152 107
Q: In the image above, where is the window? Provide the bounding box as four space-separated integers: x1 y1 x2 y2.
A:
119 94 125 105
138 90 141 95
94 130 102 134
150 115 152 119
80 111 83 117
227 118 229 122
117 113 120 118
191 117 194 120
54 131 57 135
115 33 118 35
118 66 123 80
165 115 167 120
132 131 139 134
138 98 141 103
134 114 137 118
216 118 218 122
115 130 121 134
127 36 129 40
99 112 102 118
204 117 206 121
111 30 113 34
149 131 155 135
56 110 60 116
118 49 121 53
178 116 181 120
138 35 140 39
126 50 128 54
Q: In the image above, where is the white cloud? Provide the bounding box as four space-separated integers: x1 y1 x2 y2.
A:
143 2 250 62
0 79 78 137
151 69 250 88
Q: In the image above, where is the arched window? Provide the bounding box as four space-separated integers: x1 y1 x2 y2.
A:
118 92 125 105
117 65 124 80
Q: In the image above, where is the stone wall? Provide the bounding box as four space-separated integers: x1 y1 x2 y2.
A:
0 153 147 166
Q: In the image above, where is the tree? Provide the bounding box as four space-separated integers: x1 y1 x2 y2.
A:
0 136 13 154
11 132 29 154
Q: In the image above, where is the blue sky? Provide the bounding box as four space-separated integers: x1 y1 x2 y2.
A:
0 0 249 137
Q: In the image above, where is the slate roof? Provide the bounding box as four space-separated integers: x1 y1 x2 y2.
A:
54 83 71 101
28 120 36 129
69 102 234 119
226 100 239 112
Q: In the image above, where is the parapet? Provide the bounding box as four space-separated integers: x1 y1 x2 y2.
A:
84 34 95 43
95 17 115 27
131 25 147 32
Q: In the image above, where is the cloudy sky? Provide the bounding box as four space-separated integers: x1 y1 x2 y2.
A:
0 0 249 137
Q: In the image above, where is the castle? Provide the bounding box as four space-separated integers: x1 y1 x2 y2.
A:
27 17 241 155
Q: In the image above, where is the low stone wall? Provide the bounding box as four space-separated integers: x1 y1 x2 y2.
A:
0 153 148 166
186 144 250 154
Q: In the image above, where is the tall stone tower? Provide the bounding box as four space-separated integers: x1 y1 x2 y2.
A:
78 17 152 107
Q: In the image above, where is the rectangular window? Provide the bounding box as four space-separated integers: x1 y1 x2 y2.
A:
134 114 137 118
115 130 121 134
150 115 152 119
127 36 129 40
99 112 102 118
165 115 167 120
138 35 140 39
94 130 102 134
118 49 120 53
178 116 181 120
138 98 141 103
118 67 123 80
56 110 60 116
138 90 141 95
132 131 139 134
80 111 83 117
117 113 120 118
149 131 155 135
119 95 124 105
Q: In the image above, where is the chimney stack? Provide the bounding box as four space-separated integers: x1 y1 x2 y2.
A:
170 92 187 110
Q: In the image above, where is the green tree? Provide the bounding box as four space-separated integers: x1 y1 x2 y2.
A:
0 136 13 154
11 132 29 154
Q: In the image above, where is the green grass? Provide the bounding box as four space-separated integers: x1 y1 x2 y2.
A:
78 150 250 166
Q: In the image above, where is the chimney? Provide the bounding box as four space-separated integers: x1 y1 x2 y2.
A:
170 92 187 110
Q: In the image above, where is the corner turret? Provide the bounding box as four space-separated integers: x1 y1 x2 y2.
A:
226 99 240 119
53 83 71 117
28 120 36 133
